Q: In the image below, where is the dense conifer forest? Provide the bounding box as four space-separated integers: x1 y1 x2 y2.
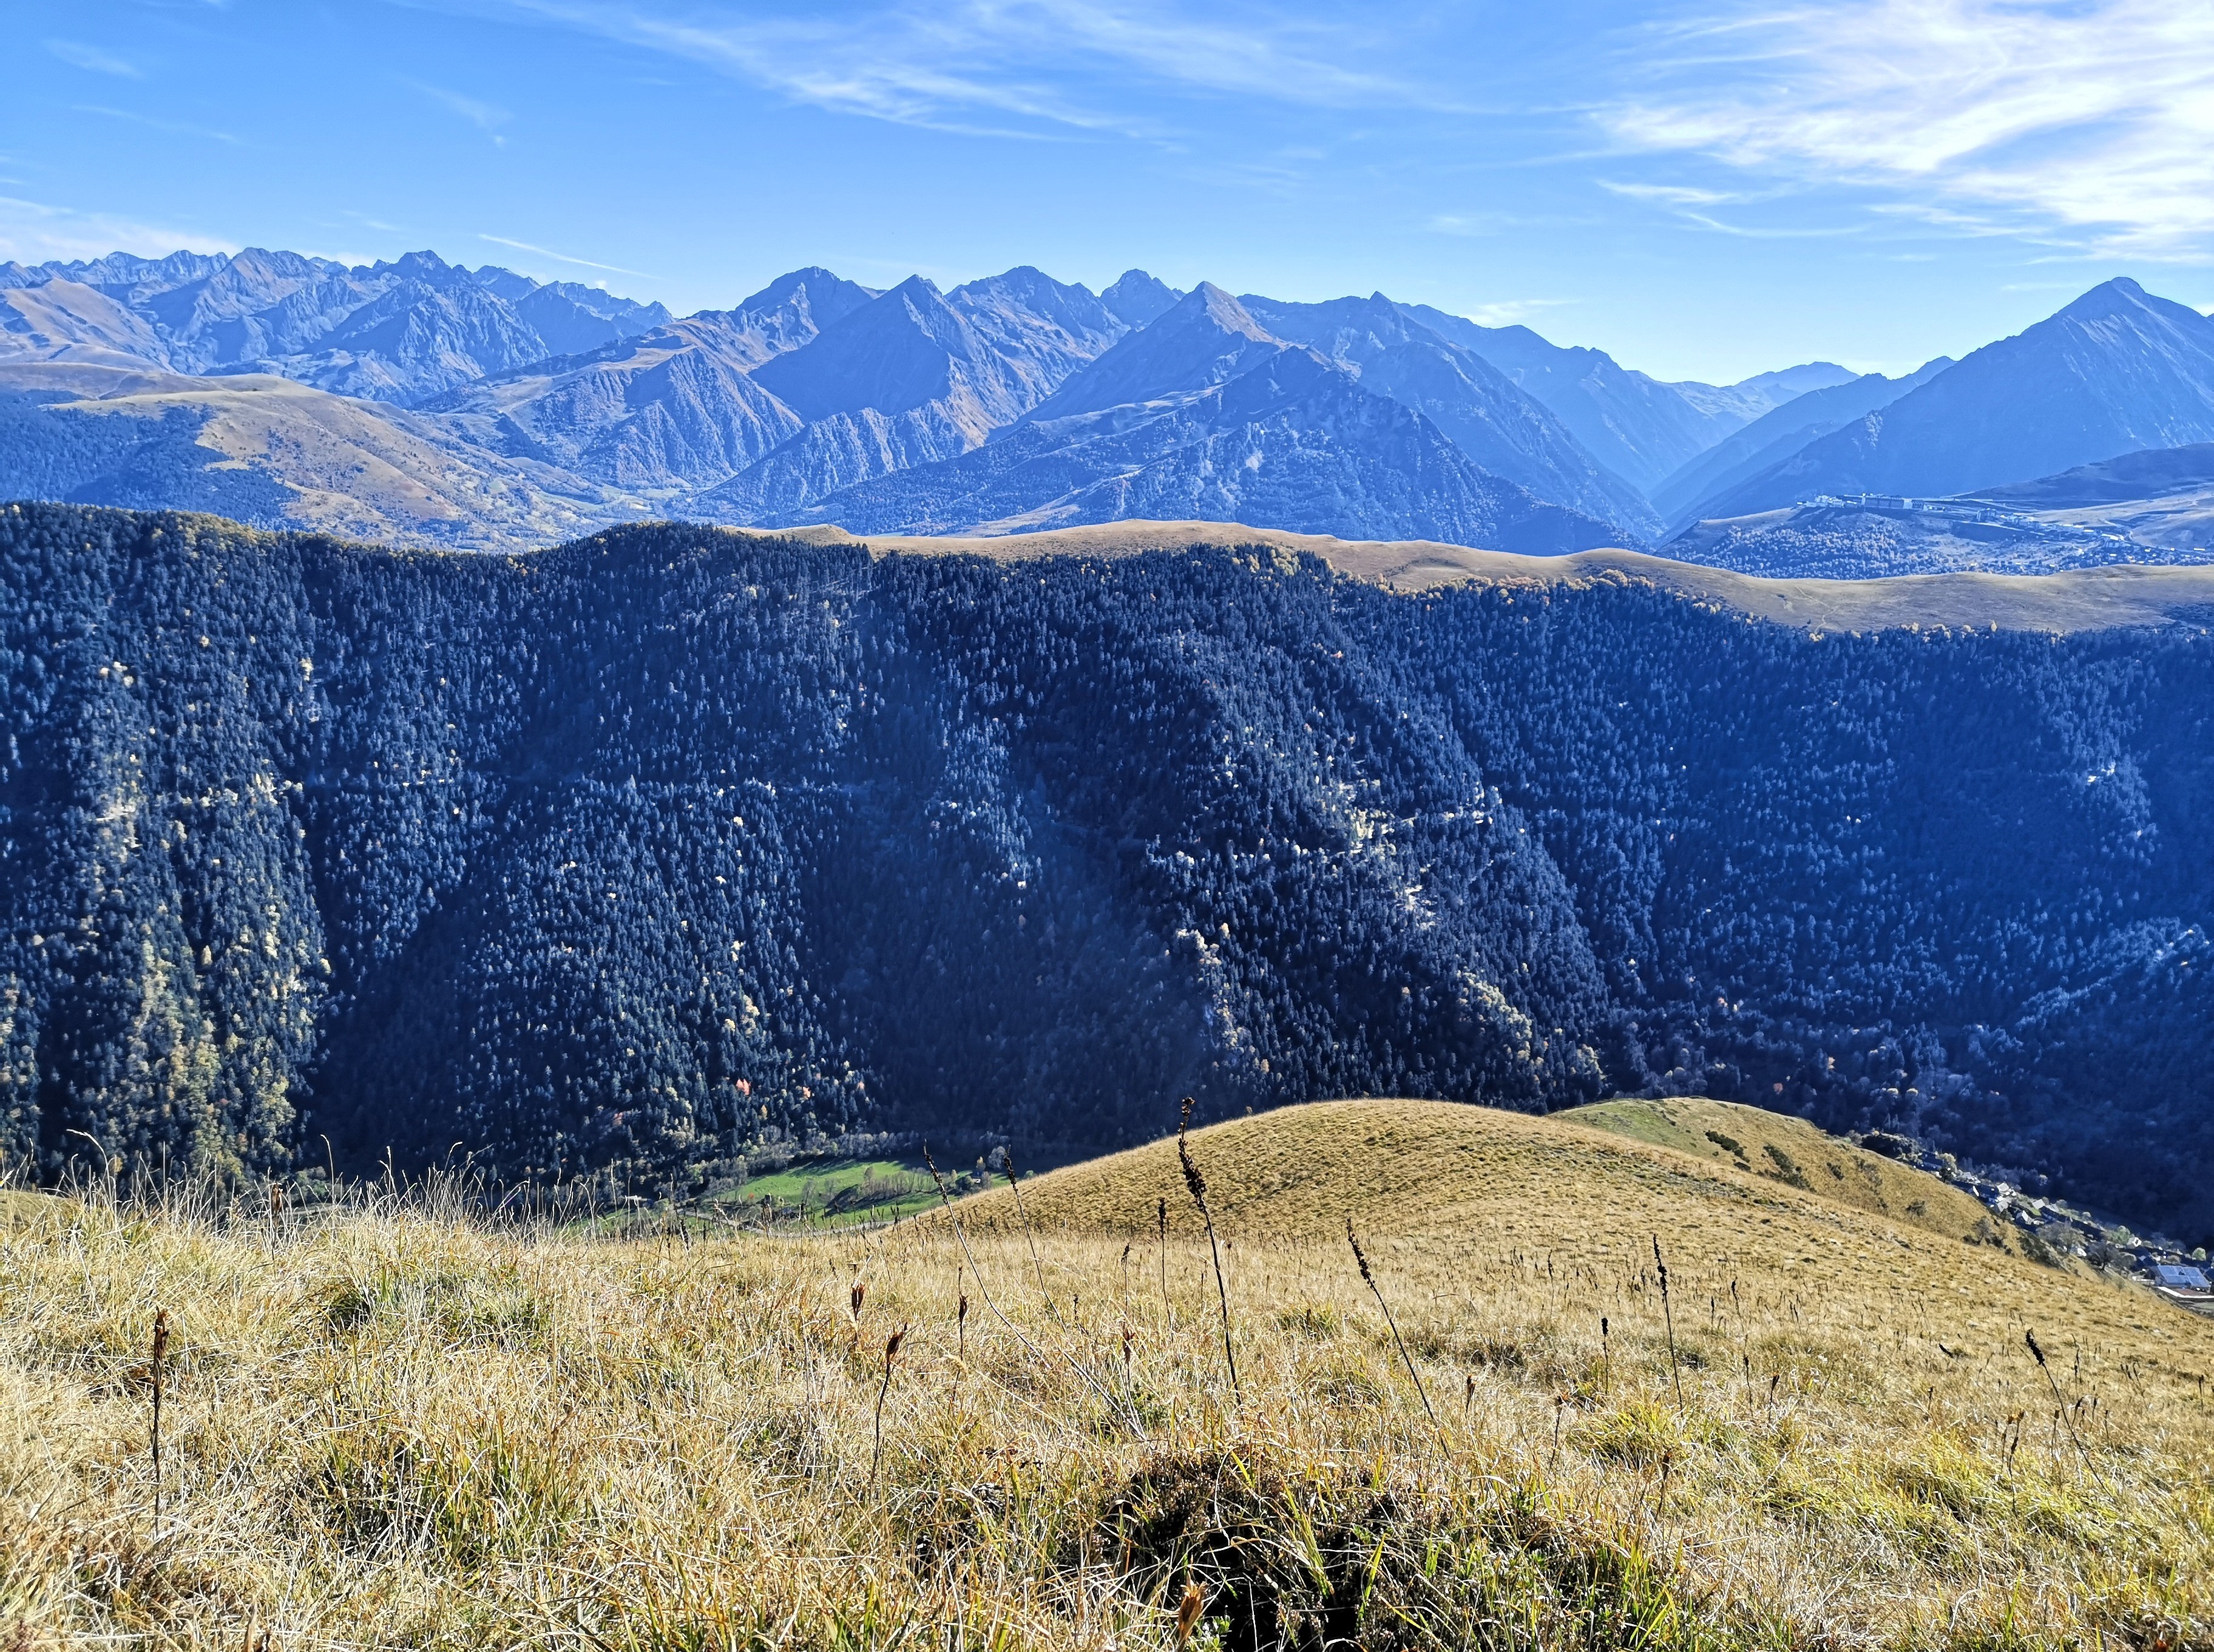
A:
3 503 2210 1239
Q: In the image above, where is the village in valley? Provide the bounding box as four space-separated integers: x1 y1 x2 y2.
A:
1869 1131 2214 1313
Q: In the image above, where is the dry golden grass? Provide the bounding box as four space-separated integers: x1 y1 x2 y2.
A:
3 1099 2211 1651
1559 1095 2020 1253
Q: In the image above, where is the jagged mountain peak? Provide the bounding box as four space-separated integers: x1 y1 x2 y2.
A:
1016 280 1288 425
1236 289 1659 542
1185 281 1273 340
381 248 462 283
748 271 1018 425
1100 268 1182 328
735 265 880 316
1692 277 2214 515
470 263 542 303
2056 275 2151 319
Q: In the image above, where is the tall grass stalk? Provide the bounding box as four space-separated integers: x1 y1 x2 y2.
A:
869 1325 906 1490
1001 1147 1057 1321
1347 1215 1440 1441
2027 1328 2101 1482
1653 1235 1684 1409
1156 1196 1171 1328
148 1307 169 1518
1177 1097 1241 1409
923 1145 1139 1434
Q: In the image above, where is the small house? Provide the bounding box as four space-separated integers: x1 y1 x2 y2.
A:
2151 1262 2211 1291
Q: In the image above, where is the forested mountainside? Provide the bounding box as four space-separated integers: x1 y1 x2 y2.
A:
1665 499 2214 579
6 503 2213 1239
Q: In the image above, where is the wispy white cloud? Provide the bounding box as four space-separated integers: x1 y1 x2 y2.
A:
1678 212 1863 240
73 104 243 144
477 233 654 277
1599 0 2214 257
46 39 144 78
1457 297 1576 327
413 0 1426 140
407 80 513 141
0 195 236 266
1598 180 1738 207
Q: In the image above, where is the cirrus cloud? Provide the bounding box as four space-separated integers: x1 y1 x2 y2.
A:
403 0 1428 140
1599 0 2214 257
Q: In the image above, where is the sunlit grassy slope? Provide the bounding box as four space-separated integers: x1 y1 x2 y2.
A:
4 1099 2211 1650
1560 1094 2014 1250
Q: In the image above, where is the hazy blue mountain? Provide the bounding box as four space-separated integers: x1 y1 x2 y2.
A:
1390 306 1738 494
0 357 645 547
423 267 873 491
947 265 1127 406
1239 291 1660 540
699 400 1003 523
504 276 672 356
744 343 1626 553
0 246 672 406
1020 283 1287 422
725 273 1117 516
752 274 1032 427
24 243 2213 567
1700 279 2214 517
1976 440 2214 508
1654 357 1955 527
1099 268 1183 327
1668 361 1857 427
427 328 804 493
0 247 240 297
1971 441 2214 552
689 266 881 368
0 279 170 364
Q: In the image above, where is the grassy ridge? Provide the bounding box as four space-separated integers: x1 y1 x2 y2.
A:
1562 1095 2017 1251
3 1102 2210 1648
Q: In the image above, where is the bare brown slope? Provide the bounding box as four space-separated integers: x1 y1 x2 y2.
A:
0 359 646 547
723 519 2214 634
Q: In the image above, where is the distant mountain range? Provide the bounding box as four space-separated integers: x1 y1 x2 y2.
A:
1676 280 2214 524
1649 357 1956 530
4 248 2214 572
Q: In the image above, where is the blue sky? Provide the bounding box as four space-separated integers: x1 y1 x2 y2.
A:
5 0 2212 383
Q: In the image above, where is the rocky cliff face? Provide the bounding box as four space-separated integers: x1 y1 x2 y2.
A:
753 345 1625 553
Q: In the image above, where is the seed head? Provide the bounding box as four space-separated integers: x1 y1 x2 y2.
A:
1175 1581 1205 1647
1346 1215 1374 1285
850 1280 866 1322
1177 1097 1207 1205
